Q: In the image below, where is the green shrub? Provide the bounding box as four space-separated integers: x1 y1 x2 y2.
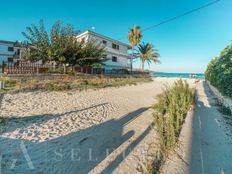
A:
153 79 195 150
0 116 7 128
143 160 161 174
217 103 232 116
205 44 232 98
5 79 17 88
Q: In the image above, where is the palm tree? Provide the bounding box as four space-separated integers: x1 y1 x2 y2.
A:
135 42 160 71
128 26 142 73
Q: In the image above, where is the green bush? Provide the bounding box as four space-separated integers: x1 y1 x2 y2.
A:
153 79 195 150
217 103 232 116
0 116 7 127
5 79 17 88
205 44 232 98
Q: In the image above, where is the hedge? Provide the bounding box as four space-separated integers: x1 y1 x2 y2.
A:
205 44 232 98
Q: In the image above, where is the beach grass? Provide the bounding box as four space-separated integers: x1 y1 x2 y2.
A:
153 79 195 150
0 116 7 133
0 117 6 125
144 79 195 173
0 77 152 93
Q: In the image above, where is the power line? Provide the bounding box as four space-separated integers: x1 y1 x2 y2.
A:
142 0 222 32
118 0 222 41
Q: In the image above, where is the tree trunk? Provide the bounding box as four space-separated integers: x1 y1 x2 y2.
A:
142 61 145 71
130 47 134 75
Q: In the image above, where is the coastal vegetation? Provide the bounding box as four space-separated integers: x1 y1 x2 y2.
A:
205 43 232 98
217 101 232 116
0 77 152 93
128 26 143 72
128 26 160 72
22 20 106 73
0 116 6 125
135 42 160 71
0 117 6 133
153 79 195 149
144 79 195 173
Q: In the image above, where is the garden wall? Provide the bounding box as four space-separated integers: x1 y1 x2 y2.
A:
207 81 232 111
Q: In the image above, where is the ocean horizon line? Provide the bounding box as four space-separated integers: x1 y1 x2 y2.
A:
152 72 205 79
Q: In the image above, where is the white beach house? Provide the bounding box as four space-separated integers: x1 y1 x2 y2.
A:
0 40 24 65
76 30 131 70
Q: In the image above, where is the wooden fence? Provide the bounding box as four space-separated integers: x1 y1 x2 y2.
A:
2 61 150 77
3 62 50 74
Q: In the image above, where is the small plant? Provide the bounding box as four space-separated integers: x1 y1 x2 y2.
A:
0 117 6 125
4 79 17 89
143 153 163 174
217 103 232 116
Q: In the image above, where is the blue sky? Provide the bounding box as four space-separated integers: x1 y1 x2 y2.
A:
1 0 232 73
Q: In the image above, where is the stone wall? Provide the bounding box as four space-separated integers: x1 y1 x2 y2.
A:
207 81 232 111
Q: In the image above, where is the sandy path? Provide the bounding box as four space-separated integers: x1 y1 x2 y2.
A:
161 81 232 174
0 78 195 174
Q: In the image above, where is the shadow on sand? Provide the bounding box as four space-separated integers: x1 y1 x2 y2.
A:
2 103 109 133
0 107 152 174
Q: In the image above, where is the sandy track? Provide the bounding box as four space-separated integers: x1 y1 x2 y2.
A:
0 78 195 174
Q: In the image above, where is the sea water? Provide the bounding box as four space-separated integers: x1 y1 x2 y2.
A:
152 72 205 79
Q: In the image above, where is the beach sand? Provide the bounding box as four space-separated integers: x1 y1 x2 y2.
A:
0 77 197 174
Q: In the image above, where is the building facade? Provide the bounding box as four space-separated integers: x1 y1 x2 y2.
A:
0 40 24 65
76 30 131 70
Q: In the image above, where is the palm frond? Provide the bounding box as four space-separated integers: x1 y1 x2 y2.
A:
135 42 161 70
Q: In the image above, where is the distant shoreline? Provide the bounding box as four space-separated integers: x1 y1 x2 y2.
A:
152 72 205 79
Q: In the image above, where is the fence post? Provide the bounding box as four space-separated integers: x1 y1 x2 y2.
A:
0 80 5 90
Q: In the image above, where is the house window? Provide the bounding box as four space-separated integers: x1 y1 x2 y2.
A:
102 40 107 45
112 43 119 50
8 57 13 62
112 56 117 62
17 49 20 55
8 47 14 52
